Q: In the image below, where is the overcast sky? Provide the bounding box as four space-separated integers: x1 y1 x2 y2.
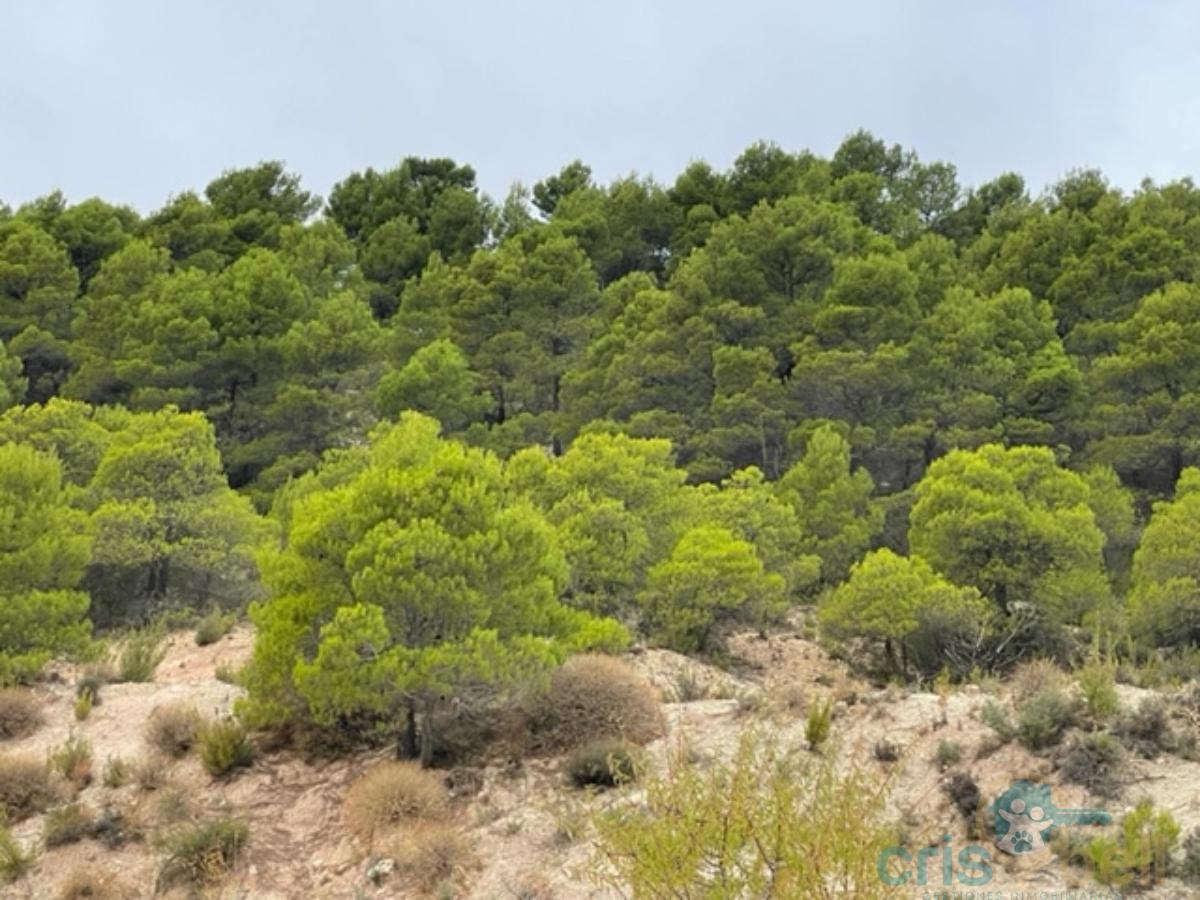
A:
3 1 1199 213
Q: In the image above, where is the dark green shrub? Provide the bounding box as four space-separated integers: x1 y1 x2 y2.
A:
565 738 639 788
1113 699 1175 758
1016 687 1076 750
1059 733 1123 798
873 740 900 763
943 772 981 819
194 610 237 647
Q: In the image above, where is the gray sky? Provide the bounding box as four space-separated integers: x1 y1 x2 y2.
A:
3 0 1199 213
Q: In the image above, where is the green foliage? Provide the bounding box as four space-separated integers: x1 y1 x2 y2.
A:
1077 656 1120 722
805 697 834 751
590 731 896 898
0 443 92 683
1083 801 1181 888
1128 467 1200 647
158 817 249 887
820 549 991 678
909 444 1110 629
565 738 639 789
114 627 166 683
935 739 962 768
243 413 628 740
194 609 237 646
981 700 1016 743
0 823 31 884
640 525 785 652
47 735 92 786
1016 687 1077 751
197 720 254 777
776 425 883 584
42 802 94 847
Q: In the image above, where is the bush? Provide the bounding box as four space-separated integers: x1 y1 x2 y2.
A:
0 690 42 740
0 754 57 820
101 755 130 789
1113 699 1176 758
935 740 962 769
344 761 449 844
48 735 93 788
42 803 95 848
805 697 833 751
1016 687 1076 751
55 868 122 900
1181 828 1200 884
526 655 665 752
194 610 237 647
1077 659 1120 722
980 701 1016 742
873 740 900 763
134 755 169 791
73 692 93 722
0 824 31 884
565 739 639 788
198 720 254 777
389 821 475 892
943 772 981 820
1011 658 1070 702
590 731 893 897
145 705 201 758
1059 733 1123 798
158 818 249 887
114 629 166 683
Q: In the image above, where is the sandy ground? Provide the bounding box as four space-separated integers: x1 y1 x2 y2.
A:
1 623 1199 899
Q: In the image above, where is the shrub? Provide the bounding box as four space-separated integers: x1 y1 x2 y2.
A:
526 655 665 752
805 697 833 751
48 735 93 788
1113 699 1175 758
55 868 122 900
145 705 201 758
1016 687 1076 751
102 755 130 788
590 731 893 897
0 690 42 740
1059 733 1123 798
980 701 1016 742
0 824 31 884
936 740 962 769
73 692 93 722
198 720 254 777
565 739 640 788
43 803 95 848
194 610 237 647
345 761 449 844
1077 659 1120 722
1119 800 1181 886
943 772 981 820
0 754 56 820
390 821 475 892
1011 658 1070 702
114 629 166 683
1181 828 1200 884
158 817 249 887
873 740 900 763
90 805 141 850
134 755 169 791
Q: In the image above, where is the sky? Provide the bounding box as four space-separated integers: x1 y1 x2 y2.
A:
3 0 1200 213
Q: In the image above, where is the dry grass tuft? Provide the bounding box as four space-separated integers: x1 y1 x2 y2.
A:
344 761 449 845
0 690 42 740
